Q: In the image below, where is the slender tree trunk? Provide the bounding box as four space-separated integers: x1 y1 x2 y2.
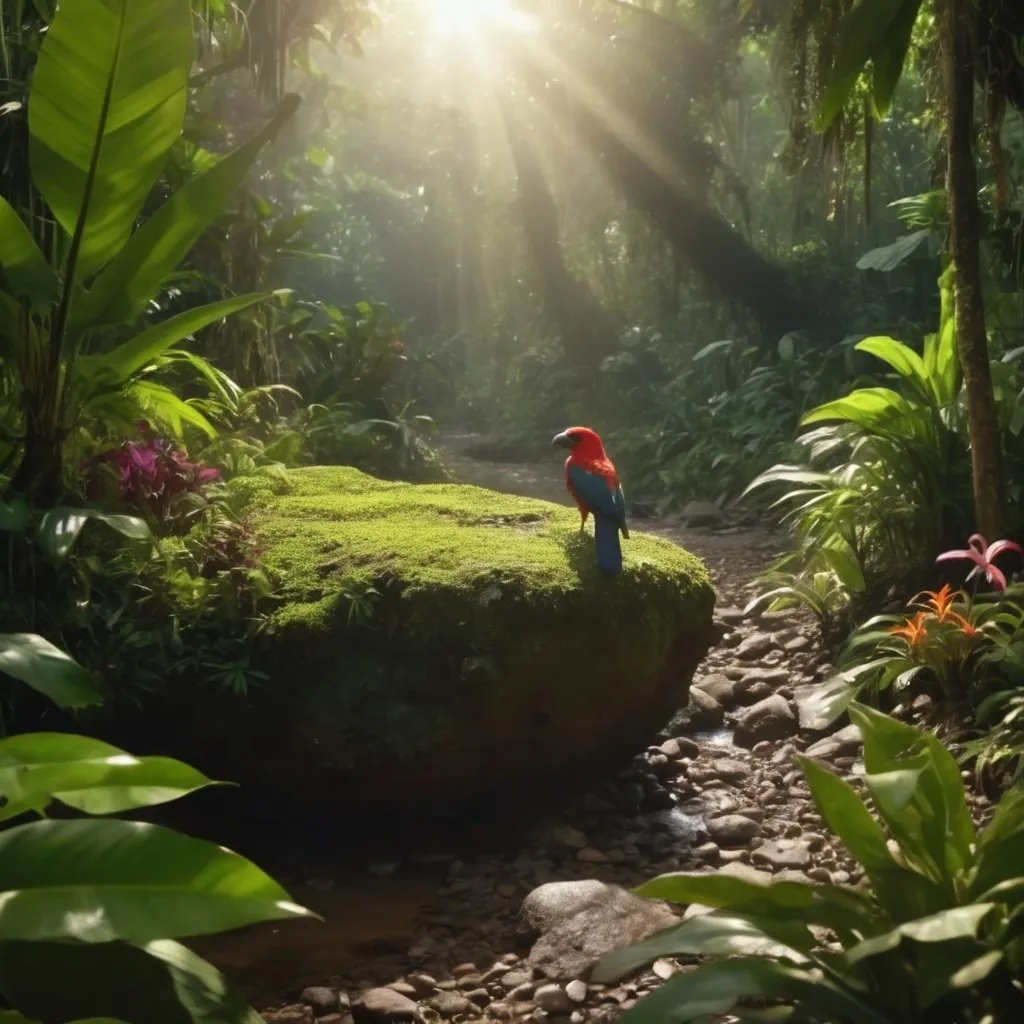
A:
945 0 1006 540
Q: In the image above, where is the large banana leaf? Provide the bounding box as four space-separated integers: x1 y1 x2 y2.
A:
79 94 301 328
0 634 101 710
0 938 263 1024
28 0 193 280
0 818 314 943
0 733 221 821
0 198 59 307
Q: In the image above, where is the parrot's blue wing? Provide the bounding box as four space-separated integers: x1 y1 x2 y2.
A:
568 464 626 527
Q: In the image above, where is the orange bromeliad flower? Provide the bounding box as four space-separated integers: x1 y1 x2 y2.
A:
913 584 979 636
890 611 929 646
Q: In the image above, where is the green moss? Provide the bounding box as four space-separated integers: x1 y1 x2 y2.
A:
229 466 715 771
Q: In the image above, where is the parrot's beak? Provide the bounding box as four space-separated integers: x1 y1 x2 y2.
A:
551 431 573 449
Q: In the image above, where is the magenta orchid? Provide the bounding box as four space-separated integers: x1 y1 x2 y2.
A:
936 534 1023 592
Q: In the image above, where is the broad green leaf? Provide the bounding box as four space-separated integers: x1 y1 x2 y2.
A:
0 732 222 819
856 230 930 273
821 545 866 593
851 704 975 875
80 94 301 328
618 957 891 1024
0 818 315 943
816 0 908 128
0 197 59 307
28 0 193 279
0 634 101 709
846 903 994 964
800 387 917 437
0 938 263 1024
855 335 934 406
595 913 811 985
635 873 872 935
85 293 274 382
870 0 923 117
797 757 894 874
36 507 152 563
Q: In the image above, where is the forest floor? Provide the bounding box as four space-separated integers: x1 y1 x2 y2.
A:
200 435 968 1024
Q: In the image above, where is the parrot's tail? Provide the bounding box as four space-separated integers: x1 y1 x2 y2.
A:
594 513 623 574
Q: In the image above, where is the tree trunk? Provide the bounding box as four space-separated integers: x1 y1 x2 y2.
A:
7 429 65 507
945 0 1006 540
500 102 618 370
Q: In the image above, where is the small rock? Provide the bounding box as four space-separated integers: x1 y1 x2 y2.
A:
711 758 751 784
566 981 588 1004
734 695 798 748
429 993 476 1018
497 883 519 899
706 814 762 846
804 724 864 761
534 985 573 1014
735 633 775 661
406 975 438 998
550 825 588 850
669 688 724 733
501 970 535 991
751 839 813 871
388 983 418 999
301 988 341 1016
693 674 737 708
681 500 724 527
577 847 608 864
352 989 421 1024
652 959 677 980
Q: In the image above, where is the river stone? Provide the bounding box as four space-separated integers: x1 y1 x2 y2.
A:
352 989 421 1024
734 695 797 748
706 814 762 846
735 633 775 661
751 839 813 871
666 687 724 734
429 992 477 1018
301 988 342 1017
136 467 715 818
692 674 736 708
804 724 863 761
519 880 678 981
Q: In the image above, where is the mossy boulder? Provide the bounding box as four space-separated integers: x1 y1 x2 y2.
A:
183 467 716 817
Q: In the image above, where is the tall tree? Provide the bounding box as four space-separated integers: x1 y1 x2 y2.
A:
793 0 1024 540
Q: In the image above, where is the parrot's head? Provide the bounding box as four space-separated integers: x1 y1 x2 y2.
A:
552 426 606 458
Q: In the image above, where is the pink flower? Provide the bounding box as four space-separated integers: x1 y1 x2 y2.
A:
936 534 1023 591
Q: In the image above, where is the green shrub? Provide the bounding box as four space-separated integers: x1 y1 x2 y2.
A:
596 704 1024 1023
0 633 311 1024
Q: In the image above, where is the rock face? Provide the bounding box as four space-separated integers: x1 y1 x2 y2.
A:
145 468 716 817
518 880 679 981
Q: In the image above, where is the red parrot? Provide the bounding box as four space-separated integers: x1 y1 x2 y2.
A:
552 426 629 574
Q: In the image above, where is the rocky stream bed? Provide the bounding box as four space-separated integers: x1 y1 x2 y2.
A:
206 437 988 1024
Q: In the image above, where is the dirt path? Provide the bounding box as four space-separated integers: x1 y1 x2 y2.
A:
209 440 842 1023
